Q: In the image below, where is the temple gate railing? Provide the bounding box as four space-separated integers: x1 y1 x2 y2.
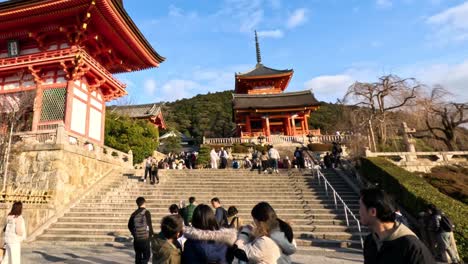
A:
203 135 353 145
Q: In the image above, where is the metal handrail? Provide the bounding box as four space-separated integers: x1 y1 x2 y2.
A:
314 167 364 248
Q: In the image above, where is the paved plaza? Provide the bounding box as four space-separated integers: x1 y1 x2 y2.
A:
23 244 364 264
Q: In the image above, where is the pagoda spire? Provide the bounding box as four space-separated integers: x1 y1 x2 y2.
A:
255 30 262 66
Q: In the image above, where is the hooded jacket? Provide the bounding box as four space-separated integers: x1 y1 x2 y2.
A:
270 228 297 264
363 221 435 264
182 227 237 264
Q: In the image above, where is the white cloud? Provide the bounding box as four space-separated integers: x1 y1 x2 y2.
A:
407 60 468 101
376 0 392 9
287 8 308 28
426 2 468 43
305 74 355 102
257 29 284 38
143 79 157 96
304 60 468 104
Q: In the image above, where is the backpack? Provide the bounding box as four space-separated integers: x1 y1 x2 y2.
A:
440 214 454 232
228 217 239 229
219 208 229 228
133 209 149 240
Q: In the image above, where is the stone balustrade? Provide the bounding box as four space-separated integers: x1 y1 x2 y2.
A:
203 135 352 145
365 148 468 172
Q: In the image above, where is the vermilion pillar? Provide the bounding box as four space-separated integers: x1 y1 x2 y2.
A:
265 116 271 137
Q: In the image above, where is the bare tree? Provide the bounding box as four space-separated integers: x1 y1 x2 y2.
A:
343 75 421 151
0 91 35 182
421 87 468 151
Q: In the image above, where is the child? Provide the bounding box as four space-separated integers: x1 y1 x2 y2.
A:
151 215 184 264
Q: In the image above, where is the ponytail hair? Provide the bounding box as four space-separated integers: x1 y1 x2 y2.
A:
278 218 293 243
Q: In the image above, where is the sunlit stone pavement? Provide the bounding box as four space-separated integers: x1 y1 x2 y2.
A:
23 243 364 264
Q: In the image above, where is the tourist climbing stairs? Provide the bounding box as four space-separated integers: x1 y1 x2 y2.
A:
35 167 365 252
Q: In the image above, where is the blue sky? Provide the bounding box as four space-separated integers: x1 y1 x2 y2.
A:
5 0 468 103
116 0 468 104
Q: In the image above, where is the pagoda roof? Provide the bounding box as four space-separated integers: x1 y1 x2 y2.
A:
233 90 319 110
235 64 293 79
108 103 163 118
0 0 165 73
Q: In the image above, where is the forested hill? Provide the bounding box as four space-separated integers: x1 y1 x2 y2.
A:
162 91 236 143
161 90 346 143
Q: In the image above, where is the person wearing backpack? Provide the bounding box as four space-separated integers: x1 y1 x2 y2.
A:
128 197 154 264
427 204 461 263
227 206 242 230
211 197 228 227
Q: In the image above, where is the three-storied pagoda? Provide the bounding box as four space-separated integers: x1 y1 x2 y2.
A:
0 0 164 145
233 32 320 137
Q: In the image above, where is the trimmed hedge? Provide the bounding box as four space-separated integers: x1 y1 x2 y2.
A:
359 157 468 261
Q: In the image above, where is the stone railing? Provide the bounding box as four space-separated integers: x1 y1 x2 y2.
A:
203 135 352 145
365 148 468 172
12 123 133 166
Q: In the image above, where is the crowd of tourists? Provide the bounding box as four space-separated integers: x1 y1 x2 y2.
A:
143 152 199 183
127 187 462 264
210 146 314 172
128 197 296 264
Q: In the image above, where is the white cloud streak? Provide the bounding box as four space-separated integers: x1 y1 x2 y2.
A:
257 29 284 38
287 8 308 28
426 2 468 43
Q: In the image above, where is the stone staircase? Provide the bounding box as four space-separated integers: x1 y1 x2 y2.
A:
35 168 365 250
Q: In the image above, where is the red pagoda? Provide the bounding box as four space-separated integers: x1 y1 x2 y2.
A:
233 31 320 137
0 0 164 145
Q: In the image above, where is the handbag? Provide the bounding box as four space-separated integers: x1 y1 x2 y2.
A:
0 245 5 262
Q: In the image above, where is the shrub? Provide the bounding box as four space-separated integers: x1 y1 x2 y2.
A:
105 113 159 164
307 143 332 152
197 146 211 168
359 157 468 261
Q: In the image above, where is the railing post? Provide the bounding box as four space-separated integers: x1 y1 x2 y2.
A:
333 190 337 209
357 221 364 248
344 206 349 226
56 122 65 144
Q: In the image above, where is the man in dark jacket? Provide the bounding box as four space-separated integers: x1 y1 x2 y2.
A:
211 197 228 227
359 188 435 264
128 197 154 264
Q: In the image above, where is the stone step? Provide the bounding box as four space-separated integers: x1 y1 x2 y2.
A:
84 194 359 202
63 211 355 220
44 225 364 235
36 231 366 244
73 200 359 209
79 198 360 206
55 216 355 226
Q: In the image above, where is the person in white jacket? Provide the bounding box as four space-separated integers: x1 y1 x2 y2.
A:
210 149 219 169
235 202 283 264
268 146 280 174
2 202 26 264
270 219 297 264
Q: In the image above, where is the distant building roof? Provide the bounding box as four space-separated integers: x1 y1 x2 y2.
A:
108 103 162 118
233 90 320 110
235 63 293 78
108 103 166 129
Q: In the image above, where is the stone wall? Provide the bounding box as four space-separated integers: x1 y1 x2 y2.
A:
0 141 133 237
